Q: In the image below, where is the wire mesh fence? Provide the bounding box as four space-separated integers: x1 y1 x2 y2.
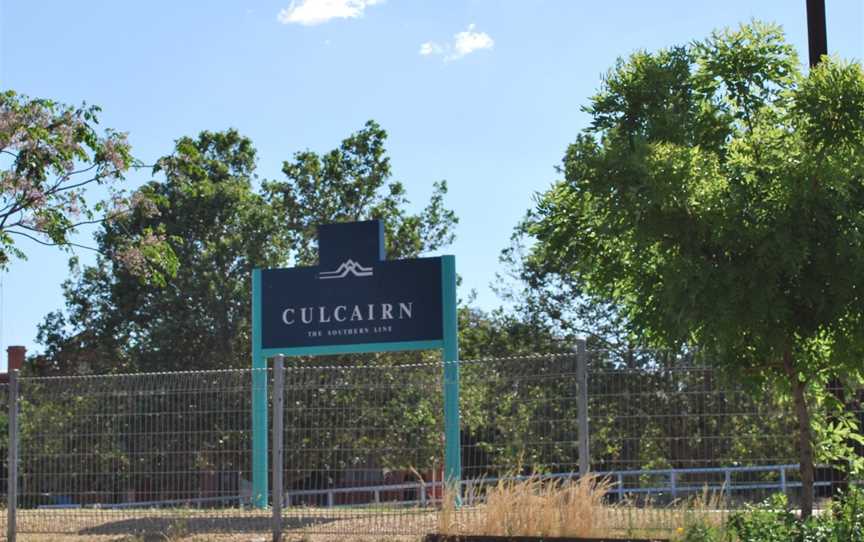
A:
279 358 443 537
585 348 862 508
0 352 860 539
460 354 581 480
276 351 862 539
13 369 262 537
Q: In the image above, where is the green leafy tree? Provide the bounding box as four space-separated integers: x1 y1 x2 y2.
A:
0 90 172 274
36 129 280 373
36 121 458 374
497 225 646 356
523 21 864 517
264 120 456 263
459 306 572 360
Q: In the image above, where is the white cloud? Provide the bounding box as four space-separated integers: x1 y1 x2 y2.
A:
419 24 494 61
277 0 383 26
451 24 494 59
419 41 444 56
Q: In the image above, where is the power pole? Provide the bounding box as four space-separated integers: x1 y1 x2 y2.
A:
806 0 827 67
806 0 849 504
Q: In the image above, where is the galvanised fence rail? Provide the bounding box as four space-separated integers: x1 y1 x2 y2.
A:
1 349 861 540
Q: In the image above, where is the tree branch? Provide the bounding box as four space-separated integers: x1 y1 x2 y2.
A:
11 213 126 236
0 171 112 223
6 229 100 252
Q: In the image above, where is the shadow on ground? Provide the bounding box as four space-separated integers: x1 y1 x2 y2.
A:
77 514 337 536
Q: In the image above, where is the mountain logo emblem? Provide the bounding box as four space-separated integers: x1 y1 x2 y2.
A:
317 259 374 280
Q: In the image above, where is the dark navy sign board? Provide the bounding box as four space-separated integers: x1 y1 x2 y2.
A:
259 220 443 350
260 259 442 349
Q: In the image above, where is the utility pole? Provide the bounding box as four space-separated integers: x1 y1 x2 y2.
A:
806 0 827 67
806 0 849 504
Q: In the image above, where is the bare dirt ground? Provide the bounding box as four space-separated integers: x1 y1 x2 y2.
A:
3 504 691 541
5 507 433 541
18 536 420 542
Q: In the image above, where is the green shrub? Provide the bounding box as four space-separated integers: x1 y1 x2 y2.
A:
728 494 798 542
801 486 864 542
679 521 727 542
727 487 864 542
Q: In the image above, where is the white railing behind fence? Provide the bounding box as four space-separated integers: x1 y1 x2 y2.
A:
280 463 838 509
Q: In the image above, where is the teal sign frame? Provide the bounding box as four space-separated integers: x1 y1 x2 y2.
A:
250 221 460 508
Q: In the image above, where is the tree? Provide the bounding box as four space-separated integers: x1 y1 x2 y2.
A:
0 90 171 273
497 226 644 356
523 21 864 518
36 121 458 375
36 129 280 373
458 306 573 360
263 120 456 263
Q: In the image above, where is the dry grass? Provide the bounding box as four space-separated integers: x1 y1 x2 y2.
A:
438 473 728 540
439 473 614 538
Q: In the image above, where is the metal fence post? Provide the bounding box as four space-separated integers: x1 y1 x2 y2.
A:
577 339 590 477
8 370 18 542
724 469 732 500
272 355 284 542
780 466 787 495
670 470 678 499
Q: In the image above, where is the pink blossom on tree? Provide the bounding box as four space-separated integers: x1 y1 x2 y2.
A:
0 90 173 280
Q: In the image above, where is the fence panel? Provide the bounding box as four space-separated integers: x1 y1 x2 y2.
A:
586 348 863 507
460 354 581 479
14 369 260 536
279 358 443 538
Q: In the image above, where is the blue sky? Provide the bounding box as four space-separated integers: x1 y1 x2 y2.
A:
0 1 862 365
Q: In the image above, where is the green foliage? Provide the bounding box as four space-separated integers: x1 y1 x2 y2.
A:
459 306 573 360
818 486 864 541
36 129 277 373
0 90 173 276
811 406 864 475
263 119 457 263
528 21 864 370
679 522 727 542
522 20 864 515
726 488 864 542
728 494 799 542
36 121 458 375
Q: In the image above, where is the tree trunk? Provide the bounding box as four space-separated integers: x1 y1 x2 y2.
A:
785 351 815 519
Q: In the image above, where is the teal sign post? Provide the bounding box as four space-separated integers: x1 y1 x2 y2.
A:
251 220 460 507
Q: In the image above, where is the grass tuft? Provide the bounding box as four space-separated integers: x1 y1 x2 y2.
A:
439 473 613 538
